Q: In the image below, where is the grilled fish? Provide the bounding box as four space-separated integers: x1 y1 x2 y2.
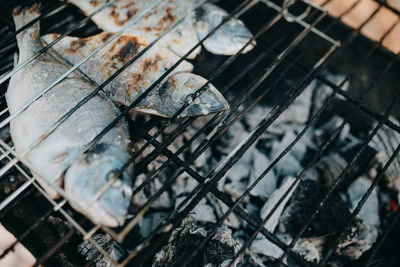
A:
41 32 229 117
67 0 255 56
7 5 133 227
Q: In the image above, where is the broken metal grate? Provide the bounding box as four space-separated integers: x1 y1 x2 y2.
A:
0 0 400 266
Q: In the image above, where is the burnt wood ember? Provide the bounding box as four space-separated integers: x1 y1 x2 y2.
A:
279 179 351 238
153 217 241 267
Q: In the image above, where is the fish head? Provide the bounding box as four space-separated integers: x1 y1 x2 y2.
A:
64 144 133 227
135 73 229 118
195 3 255 55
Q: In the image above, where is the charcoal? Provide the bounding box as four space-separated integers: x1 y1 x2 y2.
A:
250 233 291 261
280 180 351 237
270 131 304 177
309 72 349 119
176 196 217 224
312 153 348 188
249 177 299 262
312 115 350 148
336 219 378 260
139 212 167 238
369 117 400 201
310 143 379 189
172 174 199 197
132 174 173 210
224 152 251 200
260 177 299 232
153 217 242 267
206 193 242 229
249 148 278 200
273 81 313 125
293 236 325 264
78 234 125 267
346 176 379 227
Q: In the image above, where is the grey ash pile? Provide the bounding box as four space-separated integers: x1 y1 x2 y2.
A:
80 71 400 266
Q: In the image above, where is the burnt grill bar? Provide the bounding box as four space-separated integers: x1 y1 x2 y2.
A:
0 0 400 266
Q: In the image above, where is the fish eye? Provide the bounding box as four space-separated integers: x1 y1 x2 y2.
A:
106 169 122 188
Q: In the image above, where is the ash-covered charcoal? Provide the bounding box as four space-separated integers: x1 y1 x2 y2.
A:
269 130 308 178
78 234 125 267
336 219 378 260
153 217 242 267
223 148 252 200
206 193 242 229
138 212 168 238
293 236 325 264
279 180 352 237
307 142 380 189
176 196 217 224
312 153 348 188
132 174 173 211
249 148 278 200
217 121 251 155
369 117 400 201
260 177 299 232
309 72 349 119
249 177 298 261
312 115 351 148
346 176 380 227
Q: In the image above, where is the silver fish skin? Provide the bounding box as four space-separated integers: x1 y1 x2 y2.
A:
66 0 255 56
41 32 229 117
68 0 201 59
194 3 256 55
7 5 133 227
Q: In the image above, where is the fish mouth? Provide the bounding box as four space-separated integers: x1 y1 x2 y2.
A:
90 201 127 227
232 35 256 51
182 86 229 117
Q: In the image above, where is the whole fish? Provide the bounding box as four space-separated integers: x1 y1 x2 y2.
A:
41 32 229 117
67 0 255 56
7 5 133 227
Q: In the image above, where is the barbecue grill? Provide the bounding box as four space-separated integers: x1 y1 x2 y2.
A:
1 0 400 266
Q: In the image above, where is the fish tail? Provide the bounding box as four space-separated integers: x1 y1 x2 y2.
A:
13 4 42 60
13 3 41 34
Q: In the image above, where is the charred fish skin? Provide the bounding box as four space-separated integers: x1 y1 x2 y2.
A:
68 0 202 59
8 5 133 227
41 33 229 117
66 0 255 56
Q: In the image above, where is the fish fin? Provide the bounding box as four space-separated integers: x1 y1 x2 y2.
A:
13 3 41 31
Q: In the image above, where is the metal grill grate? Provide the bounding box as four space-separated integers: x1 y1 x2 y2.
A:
0 0 400 266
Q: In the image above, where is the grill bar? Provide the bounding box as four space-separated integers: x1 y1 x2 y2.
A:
1 0 399 265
